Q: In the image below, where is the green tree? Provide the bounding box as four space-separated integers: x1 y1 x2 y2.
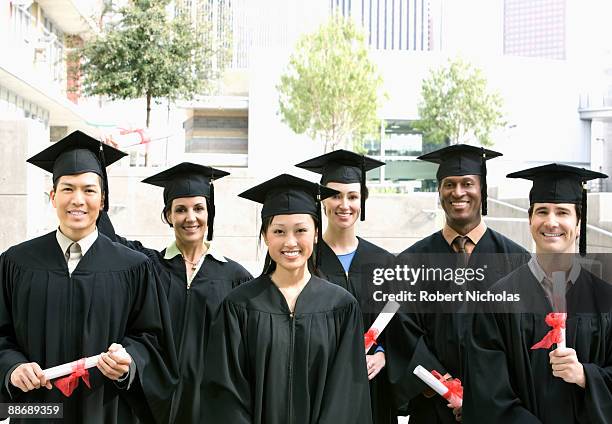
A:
78 0 226 129
278 14 385 152
414 58 505 146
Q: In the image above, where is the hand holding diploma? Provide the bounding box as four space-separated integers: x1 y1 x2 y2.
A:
530 271 585 387
97 343 132 381
413 365 463 409
39 343 131 396
550 347 586 388
10 362 52 392
531 271 567 350
366 351 385 380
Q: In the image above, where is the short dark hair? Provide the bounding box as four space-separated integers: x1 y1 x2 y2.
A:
53 174 105 196
527 203 582 223
259 214 319 275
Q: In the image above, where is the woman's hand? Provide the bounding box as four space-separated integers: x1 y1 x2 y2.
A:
366 351 386 380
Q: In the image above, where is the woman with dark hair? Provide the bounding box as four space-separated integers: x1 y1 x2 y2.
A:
99 162 252 423
296 150 396 423
203 173 373 424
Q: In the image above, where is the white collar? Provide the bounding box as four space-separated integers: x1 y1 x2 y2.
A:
163 240 227 263
56 228 99 256
528 254 581 284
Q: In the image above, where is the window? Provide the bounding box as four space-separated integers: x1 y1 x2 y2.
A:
184 110 248 155
364 119 437 191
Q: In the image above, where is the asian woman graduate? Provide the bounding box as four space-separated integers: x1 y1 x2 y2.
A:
202 173 373 424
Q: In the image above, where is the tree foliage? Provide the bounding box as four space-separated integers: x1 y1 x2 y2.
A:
79 0 225 127
414 58 505 146
278 14 384 152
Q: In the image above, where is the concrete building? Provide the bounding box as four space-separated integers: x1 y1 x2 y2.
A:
0 0 104 250
2 0 612 267
503 0 566 60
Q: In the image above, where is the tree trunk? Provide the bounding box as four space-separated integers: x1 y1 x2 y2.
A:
146 93 151 128
145 93 151 166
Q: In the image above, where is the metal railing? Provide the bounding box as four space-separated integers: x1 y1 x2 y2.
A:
8 5 67 96
578 93 612 110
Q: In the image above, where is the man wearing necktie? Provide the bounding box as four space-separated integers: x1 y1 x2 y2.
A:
0 131 178 423
464 164 612 423
386 145 529 423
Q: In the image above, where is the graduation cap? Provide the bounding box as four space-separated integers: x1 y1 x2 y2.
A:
238 174 339 269
142 162 229 241
27 130 127 212
417 144 502 216
295 149 385 221
507 163 608 256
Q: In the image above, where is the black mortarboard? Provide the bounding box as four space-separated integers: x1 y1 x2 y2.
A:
238 174 339 270
295 149 385 221
417 144 502 216
142 162 229 241
27 130 126 212
507 163 608 256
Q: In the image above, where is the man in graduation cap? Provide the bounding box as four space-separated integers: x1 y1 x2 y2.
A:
203 174 373 423
464 164 612 423
0 131 178 423
386 144 529 423
296 150 396 424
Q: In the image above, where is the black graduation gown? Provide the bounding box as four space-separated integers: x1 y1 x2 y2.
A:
386 228 529 423
464 264 612 424
202 274 373 424
0 232 178 424
318 237 396 423
110 235 253 424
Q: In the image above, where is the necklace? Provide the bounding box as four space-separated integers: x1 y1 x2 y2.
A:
183 255 203 271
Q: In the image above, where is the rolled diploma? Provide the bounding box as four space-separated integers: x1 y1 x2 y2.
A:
365 300 400 353
552 271 567 349
413 365 450 396
43 349 129 380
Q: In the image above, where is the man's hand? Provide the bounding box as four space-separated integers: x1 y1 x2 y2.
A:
97 343 132 381
550 347 586 388
10 363 52 392
423 372 452 398
366 352 386 380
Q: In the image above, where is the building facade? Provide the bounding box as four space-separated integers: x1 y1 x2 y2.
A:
0 0 103 250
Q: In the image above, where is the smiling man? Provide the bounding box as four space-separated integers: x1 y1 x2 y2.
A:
401 144 525 256
464 164 612 423
387 144 529 423
0 131 177 423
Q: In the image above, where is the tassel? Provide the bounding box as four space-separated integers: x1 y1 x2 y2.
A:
481 147 487 216
579 184 587 256
207 177 215 241
361 155 366 221
98 141 110 212
316 186 322 270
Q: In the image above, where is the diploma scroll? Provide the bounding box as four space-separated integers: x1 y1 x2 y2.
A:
43 348 130 380
552 271 567 349
364 300 400 354
413 365 463 408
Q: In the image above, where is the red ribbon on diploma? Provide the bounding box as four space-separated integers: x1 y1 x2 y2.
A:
364 328 380 351
531 312 566 350
54 359 91 397
431 370 463 407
